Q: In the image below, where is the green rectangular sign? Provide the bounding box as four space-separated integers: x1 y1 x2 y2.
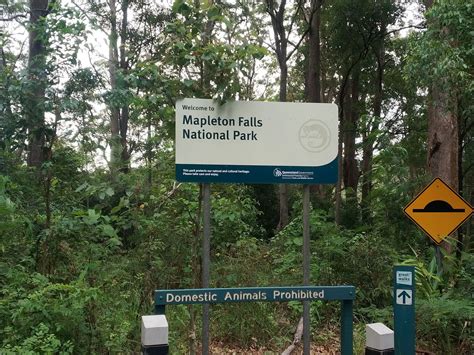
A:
155 286 355 305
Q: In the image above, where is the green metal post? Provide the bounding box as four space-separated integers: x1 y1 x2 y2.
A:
155 305 165 315
394 265 415 355
340 300 353 355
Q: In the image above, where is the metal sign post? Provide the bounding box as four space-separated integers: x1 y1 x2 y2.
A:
393 265 415 355
202 183 211 355
303 185 310 355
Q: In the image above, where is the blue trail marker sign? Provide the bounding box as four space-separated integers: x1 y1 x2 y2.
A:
393 265 415 355
175 98 338 184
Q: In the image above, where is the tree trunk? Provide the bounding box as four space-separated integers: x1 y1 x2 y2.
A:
266 0 290 231
427 87 458 189
1 45 14 149
27 0 49 167
119 0 130 172
198 0 215 95
361 27 385 220
424 0 458 256
305 1 321 103
305 1 323 200
343 70 360 193
278 62 289 230
266 0 312 230
108 0 121 173
427 86 458 254
335 118 343 225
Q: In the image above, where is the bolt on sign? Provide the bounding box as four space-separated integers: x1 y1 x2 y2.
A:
404 178 473 244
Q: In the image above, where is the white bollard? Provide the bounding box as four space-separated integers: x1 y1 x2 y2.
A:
365 323 394 355
141 315 169 355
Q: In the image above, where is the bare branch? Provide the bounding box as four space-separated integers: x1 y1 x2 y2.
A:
287 0 304 36
71 0 108 35
0 14 27 21
385 23 426 37
286 28 309 61
282 317 303 355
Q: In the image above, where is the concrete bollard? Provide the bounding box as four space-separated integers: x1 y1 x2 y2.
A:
141 315 169 355
365 323 394 355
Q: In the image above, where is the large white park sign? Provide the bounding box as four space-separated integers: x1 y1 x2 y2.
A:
175 98 338 184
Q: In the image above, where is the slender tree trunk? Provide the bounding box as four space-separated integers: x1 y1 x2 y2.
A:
305 1 321 103
278 63 289 230
266 0 290 231
335 79 349 226
456 107 464 257
119 0 130 172
343 69 360 193
305 1 323 200
27 0 49 167
334 38 371 225
199 0 215 95
146 117 152 189
1 46 14 150
361 137 374 220
266 0 310 230
335 120 343 225
108 0 121 173
361 29 385 220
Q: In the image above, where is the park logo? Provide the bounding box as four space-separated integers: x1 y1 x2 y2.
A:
273 168 283 177
298 120 330 153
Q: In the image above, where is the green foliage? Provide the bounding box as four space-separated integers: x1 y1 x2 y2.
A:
1 0 473 353
405 0 473 94
402 252 442 299
0 176 16 229
1 323 73 354
212 185 264 245
0 268 97 353
417 297 474 354
271 209 397 308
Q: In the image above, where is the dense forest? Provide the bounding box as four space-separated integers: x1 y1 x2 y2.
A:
0 0 473 353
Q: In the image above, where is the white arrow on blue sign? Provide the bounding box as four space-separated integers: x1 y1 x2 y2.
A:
396 289 412 305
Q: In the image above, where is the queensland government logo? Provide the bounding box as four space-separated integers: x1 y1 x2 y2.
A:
273 168 283 177
298 119 330 153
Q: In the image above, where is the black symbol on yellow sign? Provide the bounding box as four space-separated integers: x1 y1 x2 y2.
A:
413 200 465 213
404 178 473 245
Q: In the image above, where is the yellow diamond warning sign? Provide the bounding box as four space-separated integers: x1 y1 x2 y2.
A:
404 178 473 244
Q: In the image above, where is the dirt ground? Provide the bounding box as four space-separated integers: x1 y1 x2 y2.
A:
210 342 341 354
